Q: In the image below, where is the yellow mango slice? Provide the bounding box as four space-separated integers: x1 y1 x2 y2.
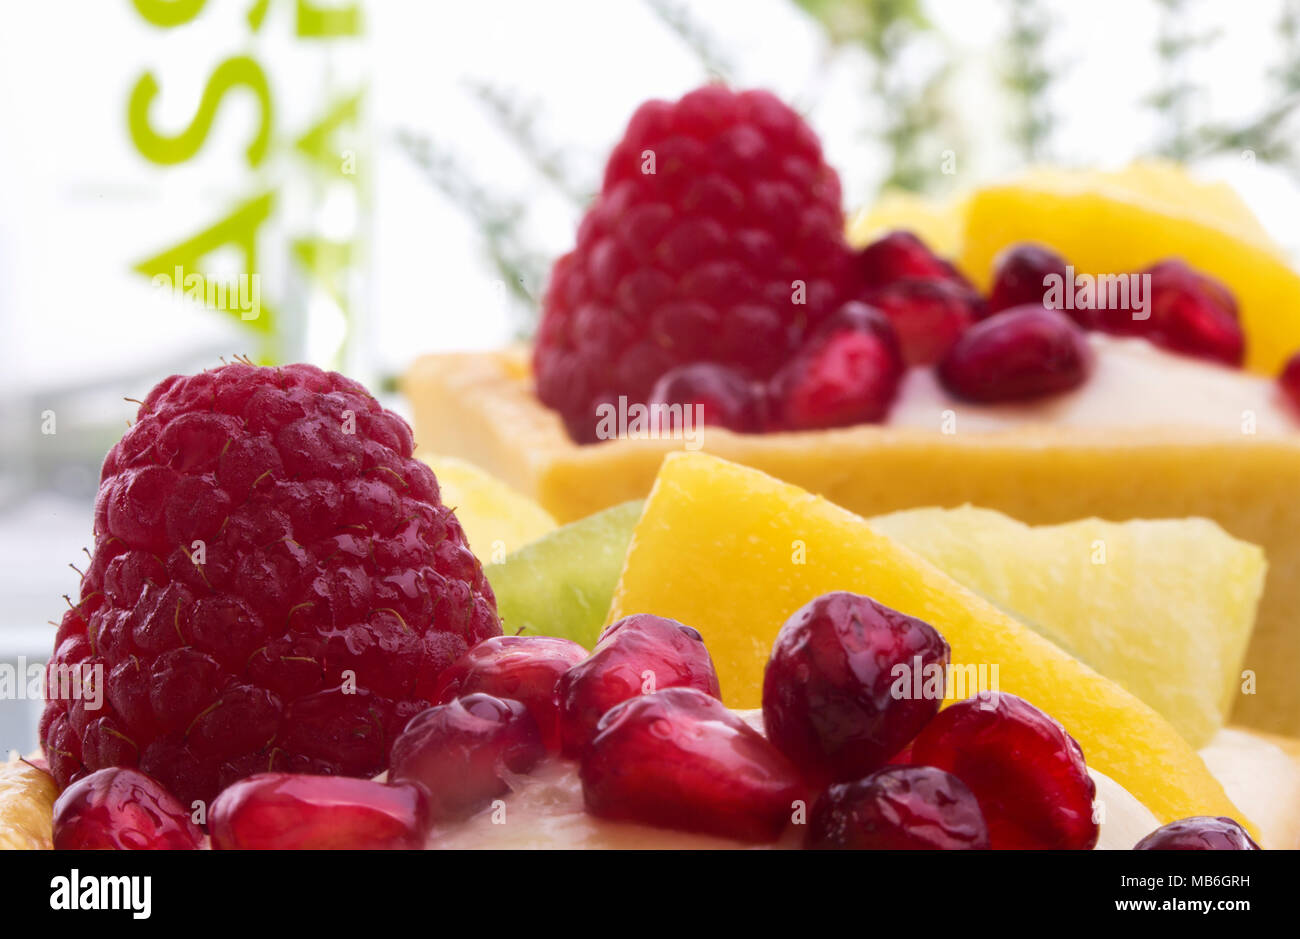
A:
422 455 557 561
958 166 1300 375
0 756 58 850
609 452 1250 828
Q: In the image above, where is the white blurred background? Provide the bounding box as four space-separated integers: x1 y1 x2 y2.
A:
2 0 1298 751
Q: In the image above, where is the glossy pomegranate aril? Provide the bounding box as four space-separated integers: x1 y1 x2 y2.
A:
861 279 982 365
769 302 904 430
1134 816 1260 850
209 772 431 849
854 231 967 289
52 766 202 850
556 613 721 758
1279 351 1300 417
580 686 804 842
762 591 950 785
938 304 1093 402
988 243 1070 316
647 362 767 434
389 692 544 820
806 765 990 850
433 636 588 751
910 693 1099 850
1098 259 1245 366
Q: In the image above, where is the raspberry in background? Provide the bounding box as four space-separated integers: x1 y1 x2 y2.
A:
534 84 852 442
40 362 501 806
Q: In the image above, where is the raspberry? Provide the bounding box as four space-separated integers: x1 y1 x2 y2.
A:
41 363 501 807
534 84 852 442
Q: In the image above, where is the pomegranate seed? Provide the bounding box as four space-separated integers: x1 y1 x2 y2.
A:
1134 816 1260 850
988 243 1071 317
1098 259 1244 366
209 772 431 849
762 591 950 785
556 614 721 758
938 305 1093 402
580 687 805 842
910 693 1099 850
1279 351 1300 416
854 231 968 289
52 767 202 850
861 279 982 365
806 765 990 850
389 693 545 820
433 636 588 751
769 302 904 430
647 362 767 433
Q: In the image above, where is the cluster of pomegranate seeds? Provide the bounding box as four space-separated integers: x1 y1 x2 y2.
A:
938 306 1094 402
1134 816 1260 850
209 772 431 850
769 303 905 430
555 614 721 757
647 362 768 434
580 687 805 842
52 767 202 850
806 765 990 850
433 635 588 751
389 693 545 821
762 591 949 784
910 693 1099 850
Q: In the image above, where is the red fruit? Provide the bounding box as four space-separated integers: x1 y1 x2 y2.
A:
580 687 804 842
1279 351 1300 416
388 692 545 821
1098 259 1244 366
209 772 431 849
52 767 202 850
433 636 587 751
1134 816 1260 851
762 591 950 785
860 279 983 365
40 362 501 807
769 302 905 430
806 765 990 850
854 231 968 290
938 305 1093 402
534 85 853 443
647 362 767 433
556 614 721 758
987 243 1070 316
910 693 1099 850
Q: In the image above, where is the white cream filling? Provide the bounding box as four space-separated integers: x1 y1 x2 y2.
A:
425 711 1299 850
888 335 1295 435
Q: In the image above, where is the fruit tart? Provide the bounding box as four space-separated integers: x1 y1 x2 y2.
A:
403 85 1300 737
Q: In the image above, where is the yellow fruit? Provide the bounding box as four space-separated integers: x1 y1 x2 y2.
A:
869 506 1266 747
422 455 557 561
958 163 1300 375
609 452 1250 828
0 756 58 850
847 191 968 257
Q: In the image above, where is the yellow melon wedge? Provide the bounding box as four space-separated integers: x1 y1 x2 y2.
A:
609 452 1251 830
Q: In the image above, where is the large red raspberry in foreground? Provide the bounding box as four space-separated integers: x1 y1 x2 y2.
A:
534 84 851 442
41 363 500 806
